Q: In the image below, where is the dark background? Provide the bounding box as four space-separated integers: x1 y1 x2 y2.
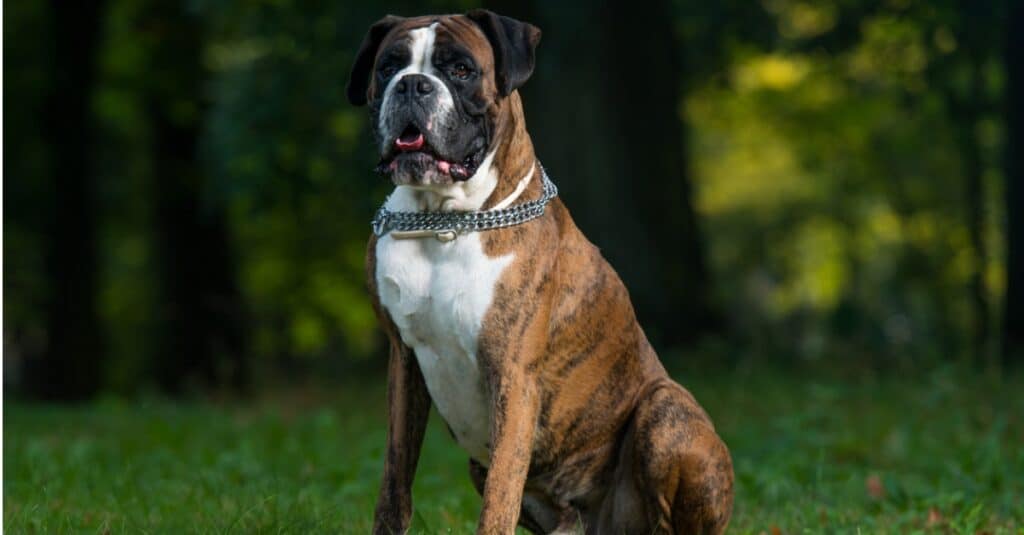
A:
4 0 1022 398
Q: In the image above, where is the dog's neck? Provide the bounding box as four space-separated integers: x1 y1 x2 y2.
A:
481 92 540 211
393 92 540 213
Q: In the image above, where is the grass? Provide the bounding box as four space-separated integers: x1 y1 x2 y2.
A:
4 364 1023 534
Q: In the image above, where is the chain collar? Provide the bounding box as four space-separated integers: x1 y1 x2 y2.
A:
371 168 558 242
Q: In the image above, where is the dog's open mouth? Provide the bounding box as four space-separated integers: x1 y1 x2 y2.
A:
376 124 481 181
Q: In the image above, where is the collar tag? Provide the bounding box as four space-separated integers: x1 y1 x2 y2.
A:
390 229 458 242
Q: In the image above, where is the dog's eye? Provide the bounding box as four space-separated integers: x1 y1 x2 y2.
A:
379 64 398 78
449 63 472 80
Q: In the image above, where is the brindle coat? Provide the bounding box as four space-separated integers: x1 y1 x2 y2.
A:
352 11 734 535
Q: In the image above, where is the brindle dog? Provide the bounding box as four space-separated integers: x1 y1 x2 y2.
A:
348 10 734 534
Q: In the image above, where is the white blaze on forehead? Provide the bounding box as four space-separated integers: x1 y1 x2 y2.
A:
407 24 439 75
378 22 455 147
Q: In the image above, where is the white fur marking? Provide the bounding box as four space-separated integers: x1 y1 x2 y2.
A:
377 234 511 464
491 165 536 210
376 151 510 464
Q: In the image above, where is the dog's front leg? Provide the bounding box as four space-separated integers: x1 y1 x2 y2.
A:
372 335 431 535
477 366 539 534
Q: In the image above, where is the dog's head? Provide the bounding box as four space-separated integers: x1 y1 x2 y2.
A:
347 11 541 187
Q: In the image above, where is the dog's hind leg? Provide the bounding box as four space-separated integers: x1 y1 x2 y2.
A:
630 381 734 535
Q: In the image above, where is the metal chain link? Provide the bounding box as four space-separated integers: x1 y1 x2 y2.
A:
371 168 558 238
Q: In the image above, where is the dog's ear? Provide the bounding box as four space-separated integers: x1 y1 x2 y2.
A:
466 9 541 97
347 15 404 106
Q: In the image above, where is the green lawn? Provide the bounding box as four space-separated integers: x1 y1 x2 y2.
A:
5 365 1023 534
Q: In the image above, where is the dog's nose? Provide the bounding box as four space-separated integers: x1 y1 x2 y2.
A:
395 74 434 98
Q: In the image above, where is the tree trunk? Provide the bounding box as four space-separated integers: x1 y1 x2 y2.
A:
1004 0 1024 365
957 62 990 364
599 0 715 347
484 0 716 349
30 1 107 401
935 0 994 364
143 3 248 393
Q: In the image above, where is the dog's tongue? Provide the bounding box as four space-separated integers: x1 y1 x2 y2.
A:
436 160 471 179
395 130 424 152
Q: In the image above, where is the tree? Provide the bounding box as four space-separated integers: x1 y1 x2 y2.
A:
484 0 717 348
1004 0 1024 365
933 0 1007 364
947 21 991 364
140 2 248 393
27 1 108 401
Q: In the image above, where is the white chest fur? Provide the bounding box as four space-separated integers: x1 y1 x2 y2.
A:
375 197 513 464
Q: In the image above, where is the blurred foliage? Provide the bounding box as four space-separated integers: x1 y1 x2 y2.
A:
197 1 383 368
2 0 1016 393
686 0 1009 365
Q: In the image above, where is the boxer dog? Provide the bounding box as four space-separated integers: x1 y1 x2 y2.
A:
347 10 734 534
